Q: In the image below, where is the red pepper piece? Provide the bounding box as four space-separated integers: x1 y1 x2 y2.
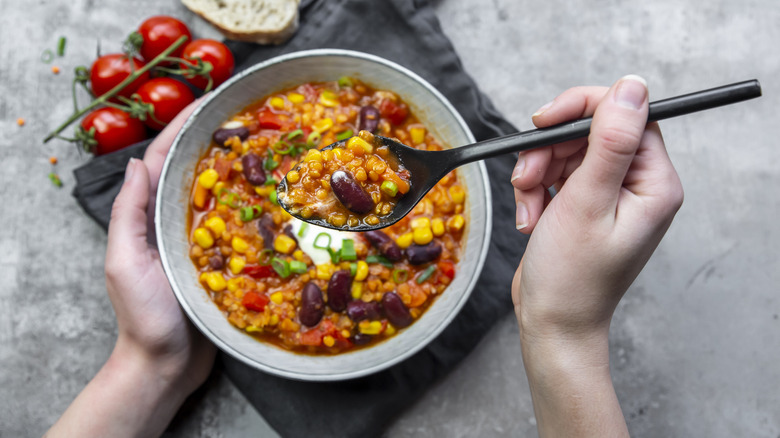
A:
379 99 408 125
437 260 456 279
244 264 276 279
257 109 283 130
242 291 269 312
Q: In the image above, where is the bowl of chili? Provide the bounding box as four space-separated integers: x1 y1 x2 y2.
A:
156 49 492 380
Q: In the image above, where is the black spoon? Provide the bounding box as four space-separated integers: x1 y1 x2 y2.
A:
278 79 762 231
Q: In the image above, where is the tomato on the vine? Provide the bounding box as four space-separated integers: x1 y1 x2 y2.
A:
135 77 195 130
90 54 150 99
80 107 147 155
137 16 191 61
180 39 235 90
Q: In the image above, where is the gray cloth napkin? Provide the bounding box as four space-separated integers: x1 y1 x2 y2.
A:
73 1 527 436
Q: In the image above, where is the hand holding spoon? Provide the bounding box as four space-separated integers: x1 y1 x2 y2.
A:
278 79 761 231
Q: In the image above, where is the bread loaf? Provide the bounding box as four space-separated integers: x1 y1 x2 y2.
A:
182 0 300 45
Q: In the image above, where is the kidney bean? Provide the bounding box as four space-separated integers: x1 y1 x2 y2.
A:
327 270 352 312
406 242 442 265
382 292 413 328
208 255 224 270
347 300 382 322
299 282 324 327
283 224 299 245
358 105 380 133
241 153 266 186
364 230 402 261
257 214 275 249
351 333 373 346
212 126 250 146
330 170 374 214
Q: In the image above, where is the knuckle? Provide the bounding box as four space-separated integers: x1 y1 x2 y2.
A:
596 125 642 159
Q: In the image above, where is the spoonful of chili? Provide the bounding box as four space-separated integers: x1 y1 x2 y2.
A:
277 79 761 231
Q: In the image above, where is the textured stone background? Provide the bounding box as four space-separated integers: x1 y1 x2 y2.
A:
1 0 778 436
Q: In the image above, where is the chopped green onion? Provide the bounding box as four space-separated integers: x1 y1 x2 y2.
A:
264 177 278 186
240 205 262 222
313 232 332 250
298 222 309 237
48 172 62 187
340 239 356 261
327 248 340 264
269 190 278 205
289 260 308 274
287 129 304 140
416 265 437 284
41 49 54 63
392 269 409 284
57 36 67 57
349 262 358 277
335 129 353 142
264 158 279 171
365 254 393 268
258 249 273 266
272 140 294 155
338 76 354 88
271 257 291 278
306 131 321 148
381 180 399 197
217 188 240 208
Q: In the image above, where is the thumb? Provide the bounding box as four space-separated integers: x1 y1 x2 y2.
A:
107 158 152 259
567 75 649 211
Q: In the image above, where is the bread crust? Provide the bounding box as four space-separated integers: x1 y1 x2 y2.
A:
182 0 300 45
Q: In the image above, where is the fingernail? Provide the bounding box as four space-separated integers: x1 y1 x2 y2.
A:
515 200 529 230
124 158 137 183
532 100 554 117
510 156 526 183
614 75 648 110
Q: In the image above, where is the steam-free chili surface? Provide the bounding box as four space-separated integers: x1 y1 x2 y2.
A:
188 78 468 354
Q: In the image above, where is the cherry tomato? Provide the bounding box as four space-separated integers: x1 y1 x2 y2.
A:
180 39 235 90
242 291 269 312
89 54 150 99
137 15 191 61
135 78 195 130
80 107 147 155
379 99 409 125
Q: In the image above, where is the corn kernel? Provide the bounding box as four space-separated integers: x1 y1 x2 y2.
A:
193 184 208 209
319 90 339 107
229 256 246 274
316 263 333 280
304 149 323 162
449 186 466 204
270 96 285 109
410 217 431 230
270 291 284 305
385 324 396 336
432 218 445 236
211 181 225 196
293 250 305 262
274 234 297 254
269 314 280 325
312 117 333 133
448 214 465 232
413 227 433 245
204 217 226 236
286 170 300 184
409 126 426 145
287 92 305 104
358 320 383 335
227 278 242 292
197 168 219 189
193 228 214 248
396 232 414 249
341 329 351 339
346 136 373 154
351 281 363 299
323 335 336 347
232 236 249 253
204 272 227 291
254 185 273 197
354 261 369 281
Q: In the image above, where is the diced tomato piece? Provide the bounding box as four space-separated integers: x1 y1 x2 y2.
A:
257 109 283 130
407 285 428 308
379 99 408 125
437 260 456 279
244 265 276 279
300 327 324 346
214 158 233 181
242 291 269 312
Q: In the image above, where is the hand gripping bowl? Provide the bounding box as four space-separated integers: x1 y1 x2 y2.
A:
156 49 492 381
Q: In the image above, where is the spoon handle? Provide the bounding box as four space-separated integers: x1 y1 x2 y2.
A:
448 79 762 165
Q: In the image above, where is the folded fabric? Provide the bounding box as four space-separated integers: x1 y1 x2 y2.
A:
72 0 528 436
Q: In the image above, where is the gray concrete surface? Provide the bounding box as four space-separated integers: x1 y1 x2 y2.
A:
1 0 778 436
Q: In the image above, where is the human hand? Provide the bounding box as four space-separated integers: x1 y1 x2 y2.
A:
105 98 215 396
511 75 683 343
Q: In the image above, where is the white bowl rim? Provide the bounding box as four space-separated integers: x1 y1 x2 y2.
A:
155 48 493 380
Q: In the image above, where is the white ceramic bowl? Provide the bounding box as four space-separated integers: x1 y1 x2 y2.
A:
156 49 492 381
